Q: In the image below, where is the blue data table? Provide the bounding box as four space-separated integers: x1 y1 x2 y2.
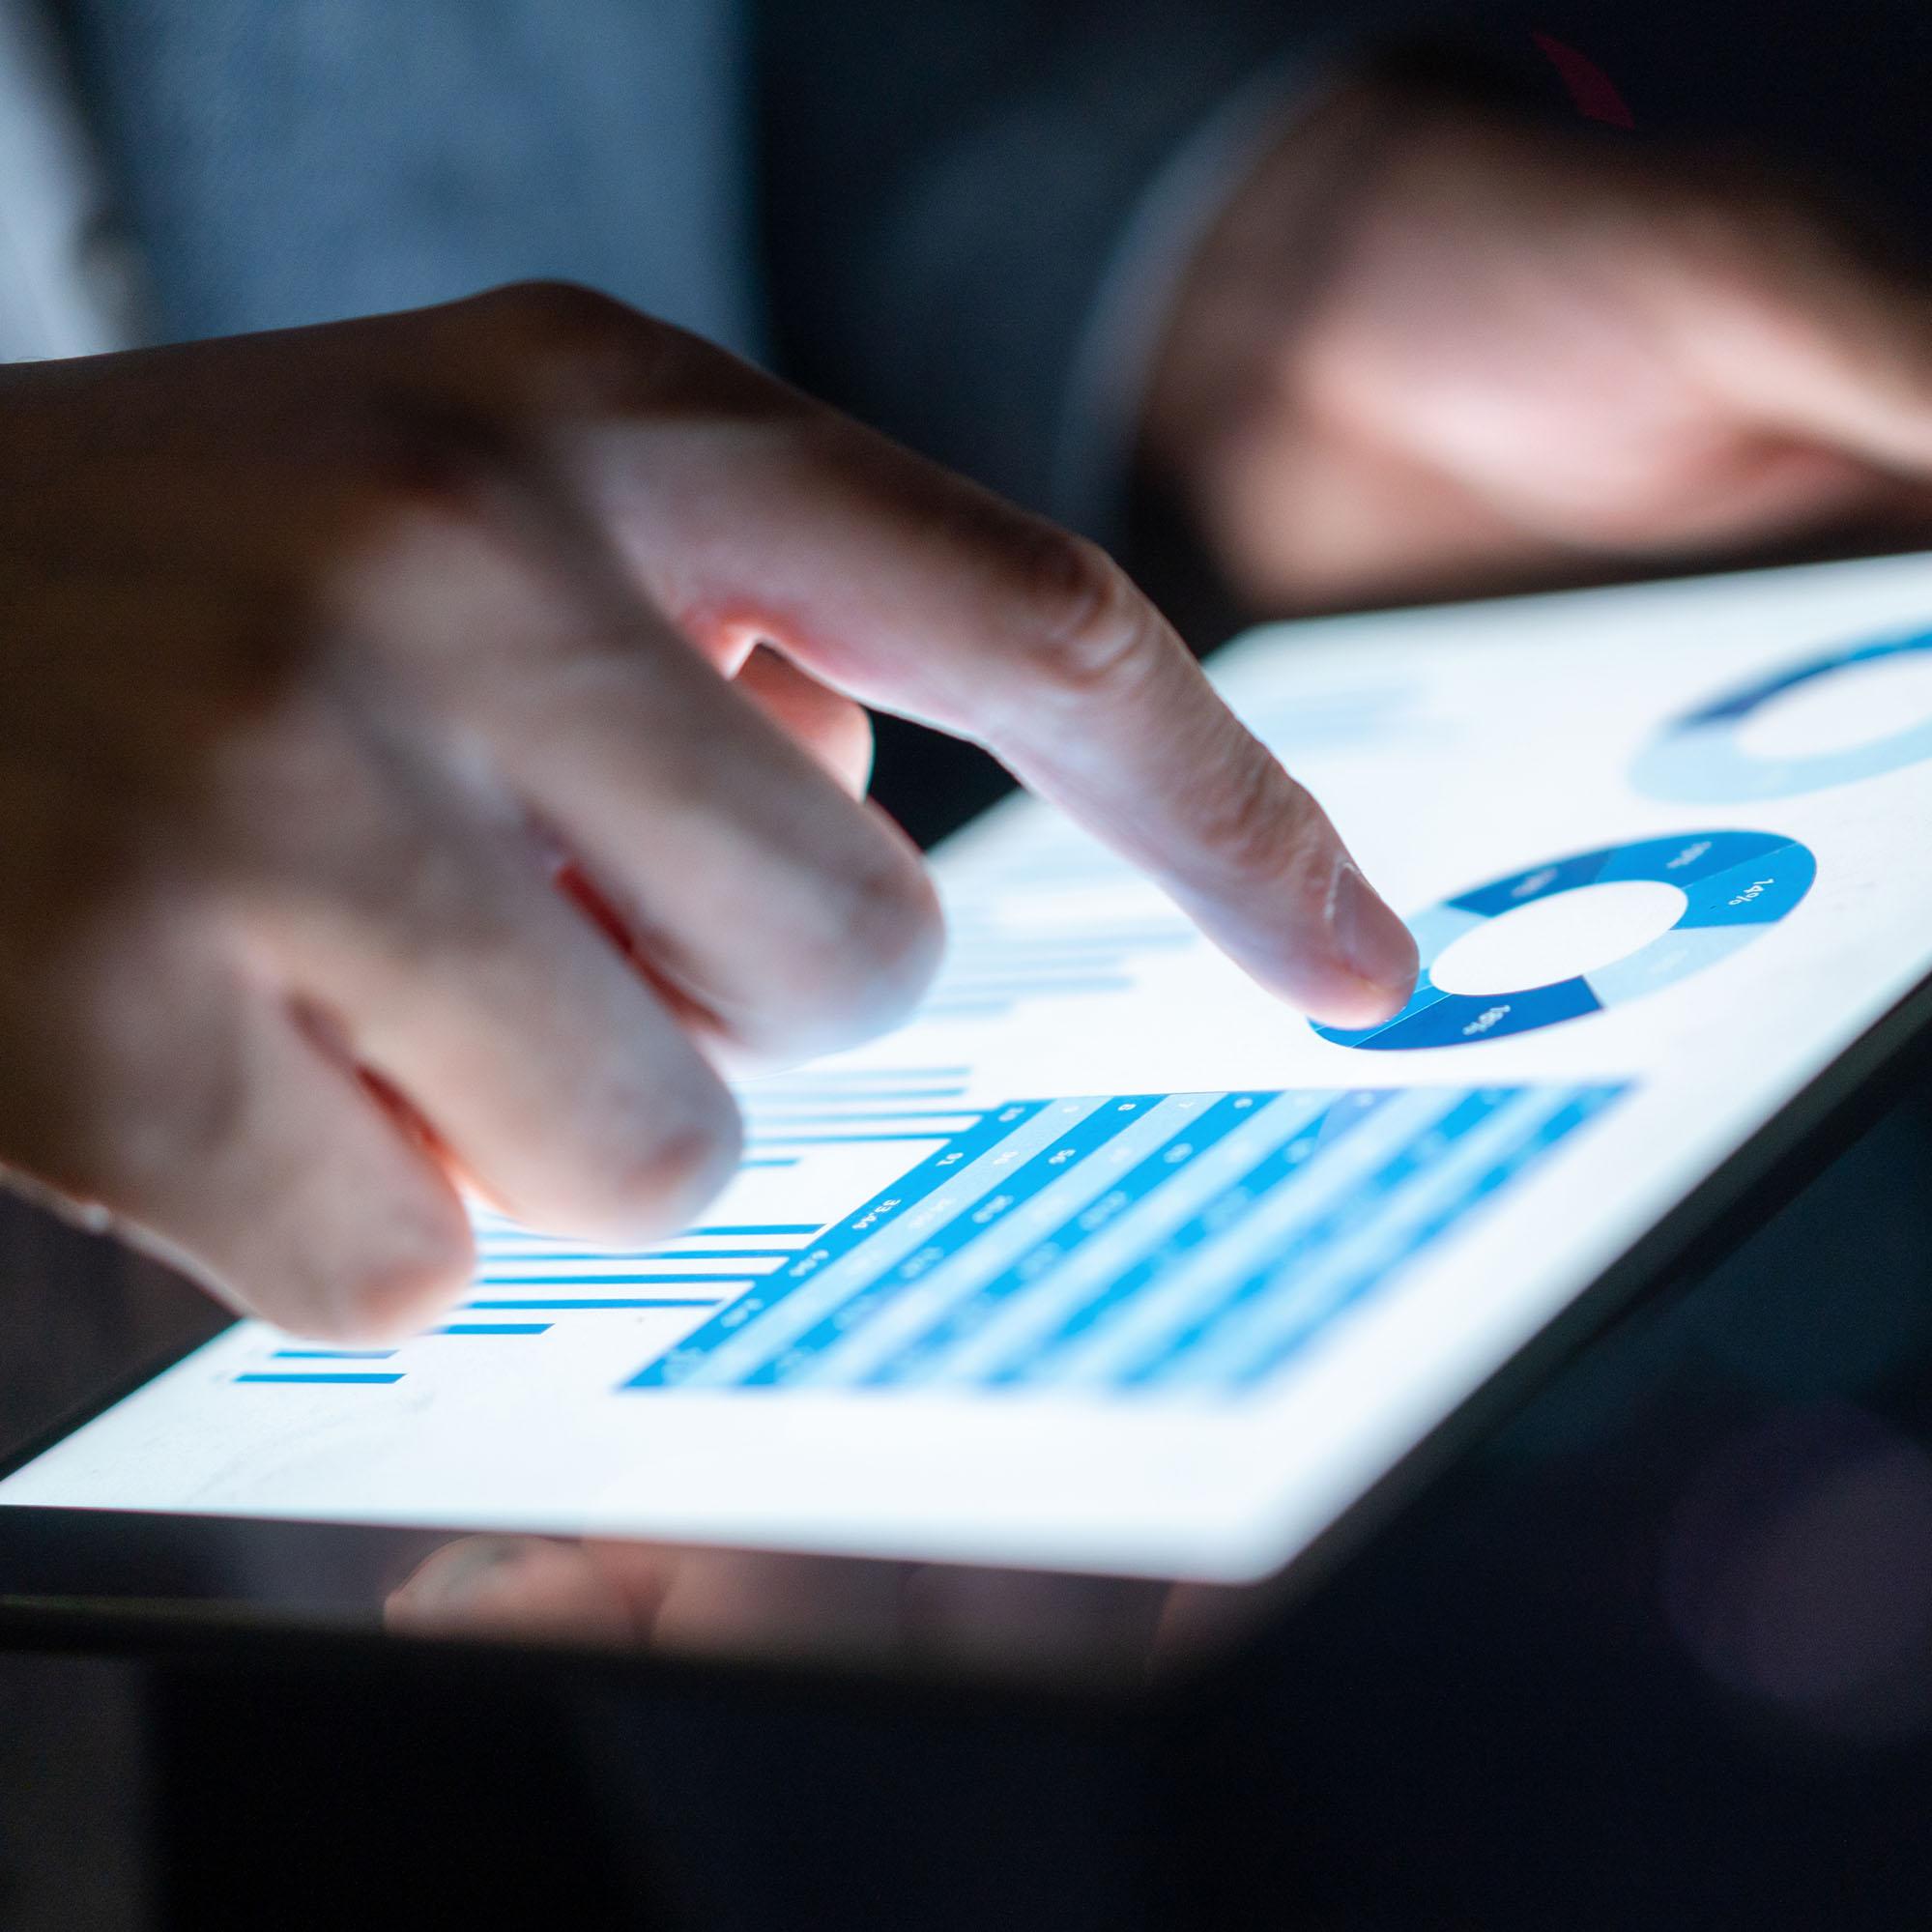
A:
627 1084 1624 1400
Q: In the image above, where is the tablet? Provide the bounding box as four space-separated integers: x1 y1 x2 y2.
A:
9 550 1932 1675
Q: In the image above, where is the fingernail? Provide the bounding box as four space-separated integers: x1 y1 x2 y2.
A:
1330 861 1418 1000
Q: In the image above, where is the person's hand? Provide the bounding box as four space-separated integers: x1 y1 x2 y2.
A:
1146 75 1932 612
0 283 1416 1339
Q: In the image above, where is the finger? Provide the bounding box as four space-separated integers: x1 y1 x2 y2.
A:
4 930 474 1342
386 1537 657 1643
234 713 742 1245
496 636 938 1058
425 285 1410 1025
339 485 943 1060
601 418 1415 1024
733 644 874 796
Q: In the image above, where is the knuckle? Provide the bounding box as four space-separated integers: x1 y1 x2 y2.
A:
454 279 796 425
461 279 690 412
347 418 528 556
1009 525 1157 700
476 277 648 355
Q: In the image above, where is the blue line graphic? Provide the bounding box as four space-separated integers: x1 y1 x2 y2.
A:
236 1372 405 1385
271 1349 398 1361
465 1298 722 1312
747 1131 963 1146
739 1110 983 1126
473 1274 761 1286
475 1250 793 1264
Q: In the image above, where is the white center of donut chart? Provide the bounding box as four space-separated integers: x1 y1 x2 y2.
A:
1735 649 1932 762
1428 879 1689 997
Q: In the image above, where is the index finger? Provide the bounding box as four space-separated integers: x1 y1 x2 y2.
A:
587 379 1417 1026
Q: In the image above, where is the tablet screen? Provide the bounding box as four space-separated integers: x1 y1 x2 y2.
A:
9 553 1932 1584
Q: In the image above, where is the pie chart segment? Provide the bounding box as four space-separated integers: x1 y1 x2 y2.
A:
1634 628 1932 802
1446 846 1614 918
1370 977 1604 1051
1313 829 1816 1052
1581 923 1757 1006
1673 844 1817 929
1595 829 1768 890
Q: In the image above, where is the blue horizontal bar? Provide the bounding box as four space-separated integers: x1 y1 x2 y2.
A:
738 1158 799 1168
271 1348 398 1360
695 1224 823 1235
739 1110 981 1125
747 1131 955 1146
464 1298 721 1311
736 1087 967 1105
625 1249 795 1260
476 1274 759 1286
236 1371 404 1385
474 1250 790 1264
433 1322 552 1336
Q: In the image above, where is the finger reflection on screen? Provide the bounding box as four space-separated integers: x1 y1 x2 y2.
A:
384 1533 1220 1681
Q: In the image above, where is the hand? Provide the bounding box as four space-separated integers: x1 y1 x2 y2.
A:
1146 75 1932 611
0 283 1415 1338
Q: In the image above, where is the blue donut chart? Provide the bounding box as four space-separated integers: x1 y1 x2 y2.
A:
1314 830 1816 1052
1633 628 1932 802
